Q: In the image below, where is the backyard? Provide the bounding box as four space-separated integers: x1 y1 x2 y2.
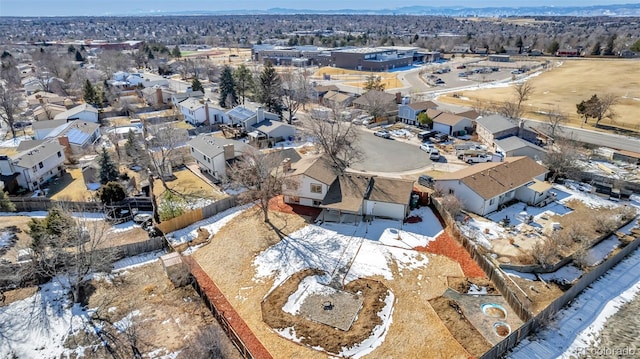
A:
170 201 526 358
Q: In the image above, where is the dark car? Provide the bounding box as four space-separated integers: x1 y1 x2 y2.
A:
418 175 435 188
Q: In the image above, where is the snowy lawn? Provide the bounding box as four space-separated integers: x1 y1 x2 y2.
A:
166 203 254 245
253 206 442 358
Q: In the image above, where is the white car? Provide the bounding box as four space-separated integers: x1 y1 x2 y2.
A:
420 143 435 152
464 154 492 164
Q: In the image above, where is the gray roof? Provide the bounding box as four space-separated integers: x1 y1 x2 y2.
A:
227 106 256 122
53 103 98 120
12 140 65 168
45 120 100 145
16 140 47 152
475 115 518 134
253 119 295 136
187 134 248 159
32 119 68 131
494 136 545 153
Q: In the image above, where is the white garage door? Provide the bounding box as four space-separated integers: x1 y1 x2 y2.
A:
432 123 451 135
368 201 405 220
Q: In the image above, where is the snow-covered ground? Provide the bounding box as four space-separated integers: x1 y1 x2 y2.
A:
509 247 640 358
166 203 254 246
253 206 442 357
0 250 172 358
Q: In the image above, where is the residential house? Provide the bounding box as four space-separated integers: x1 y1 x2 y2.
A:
187 134 248 181
33 119 68 139
26 92 66 107
322 90 354 108
352 90 398 119
494 136 546 161
111 71 145 87
398 100 438 126
226 106 294 142
35 120 100 155
427 110 473 136
178 98 228 126
54 104 99 123
170 90 204 107
320 173 414 222
309 84 339 103
141 87 172 107
282 155 340 207
436 156 551 216
33 103 67 121
455 110 481 121
21 76 44 94
475 114 519 148
0 139 66 192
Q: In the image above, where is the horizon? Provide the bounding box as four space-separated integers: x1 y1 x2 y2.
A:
0 1 633 17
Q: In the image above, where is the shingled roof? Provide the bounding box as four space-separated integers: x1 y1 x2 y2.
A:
438 157 548 200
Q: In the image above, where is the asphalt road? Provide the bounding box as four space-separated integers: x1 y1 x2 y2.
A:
524 120 640 153
349 128 432 172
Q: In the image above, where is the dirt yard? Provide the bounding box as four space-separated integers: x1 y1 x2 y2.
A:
69 260 241 359
312 66 403 90
192 206 481 358
438 59 640 131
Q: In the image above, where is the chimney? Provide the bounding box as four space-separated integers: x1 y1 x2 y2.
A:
223 143 234 160
282 158 291 172
156 88 163 105
205 101 210 125
395 92 402 104
257 106 264 122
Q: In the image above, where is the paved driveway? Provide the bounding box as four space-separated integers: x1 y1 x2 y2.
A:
350 128 432 172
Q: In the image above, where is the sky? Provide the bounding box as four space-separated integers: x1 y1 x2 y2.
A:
0 1 630 17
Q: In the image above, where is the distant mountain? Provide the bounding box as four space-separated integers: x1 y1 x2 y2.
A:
124 4 640 17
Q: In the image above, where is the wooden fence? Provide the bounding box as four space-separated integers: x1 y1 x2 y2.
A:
431 197 640 359
157 196 237 234
9 197 104 212
183 256 272 359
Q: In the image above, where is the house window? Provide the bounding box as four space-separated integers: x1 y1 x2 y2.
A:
191 147 194 153
57 151 62 158
313 200 322 206
310 183 322 194
490 198 495 205
38 162 44 169
207 157 211 163
448 189 455 195
32 166 37 172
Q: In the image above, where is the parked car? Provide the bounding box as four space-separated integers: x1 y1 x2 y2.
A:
429 148 441 161
430 133 449 143
418 131 437 141
456 64 466 69
464 154 492 164
420 143 435 152
374 130 391 139
418 175 435 187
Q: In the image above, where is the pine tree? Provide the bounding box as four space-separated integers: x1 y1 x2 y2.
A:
218 65 238 108
191 78 204 93
98 147 119 185
234 64 253 105
83 79 98 106
0 190 15 212
98 181 126 205
171 45 181 58
256 61 283 115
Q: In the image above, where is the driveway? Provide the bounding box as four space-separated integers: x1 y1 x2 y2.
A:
350 128 432 172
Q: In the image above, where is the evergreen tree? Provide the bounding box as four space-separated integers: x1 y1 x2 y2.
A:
98 181 126 205
75 51 84 62
234 64 253 105
171 45 181 58
0 190 15 212
191 78 204 93
218 65 238 108
591 41 602 55
546 40 560 55
98 147 119 185
256 61 283 115
83 79 99 106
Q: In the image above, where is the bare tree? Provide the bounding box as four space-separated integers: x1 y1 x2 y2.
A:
545 105 567 138
497 101 522 120
499 81 534 120
28 207 117 304
0 82 23 140
144 121 189 192
359 90 396 121
514 81 534 113
33 49 75 95
229 147 286 223
542 137 583 182
178 325 235 359
306 106 363 170
593 93 618 126
280 68 308 124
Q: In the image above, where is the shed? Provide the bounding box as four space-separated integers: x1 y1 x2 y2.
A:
160 252 190 287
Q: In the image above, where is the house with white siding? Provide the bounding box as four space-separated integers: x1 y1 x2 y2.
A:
397 100 438 126
187 134 248 181
427 109 473 136
435 156 551 216
282 155 339 207
178 98 228 126
0 140 66 191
